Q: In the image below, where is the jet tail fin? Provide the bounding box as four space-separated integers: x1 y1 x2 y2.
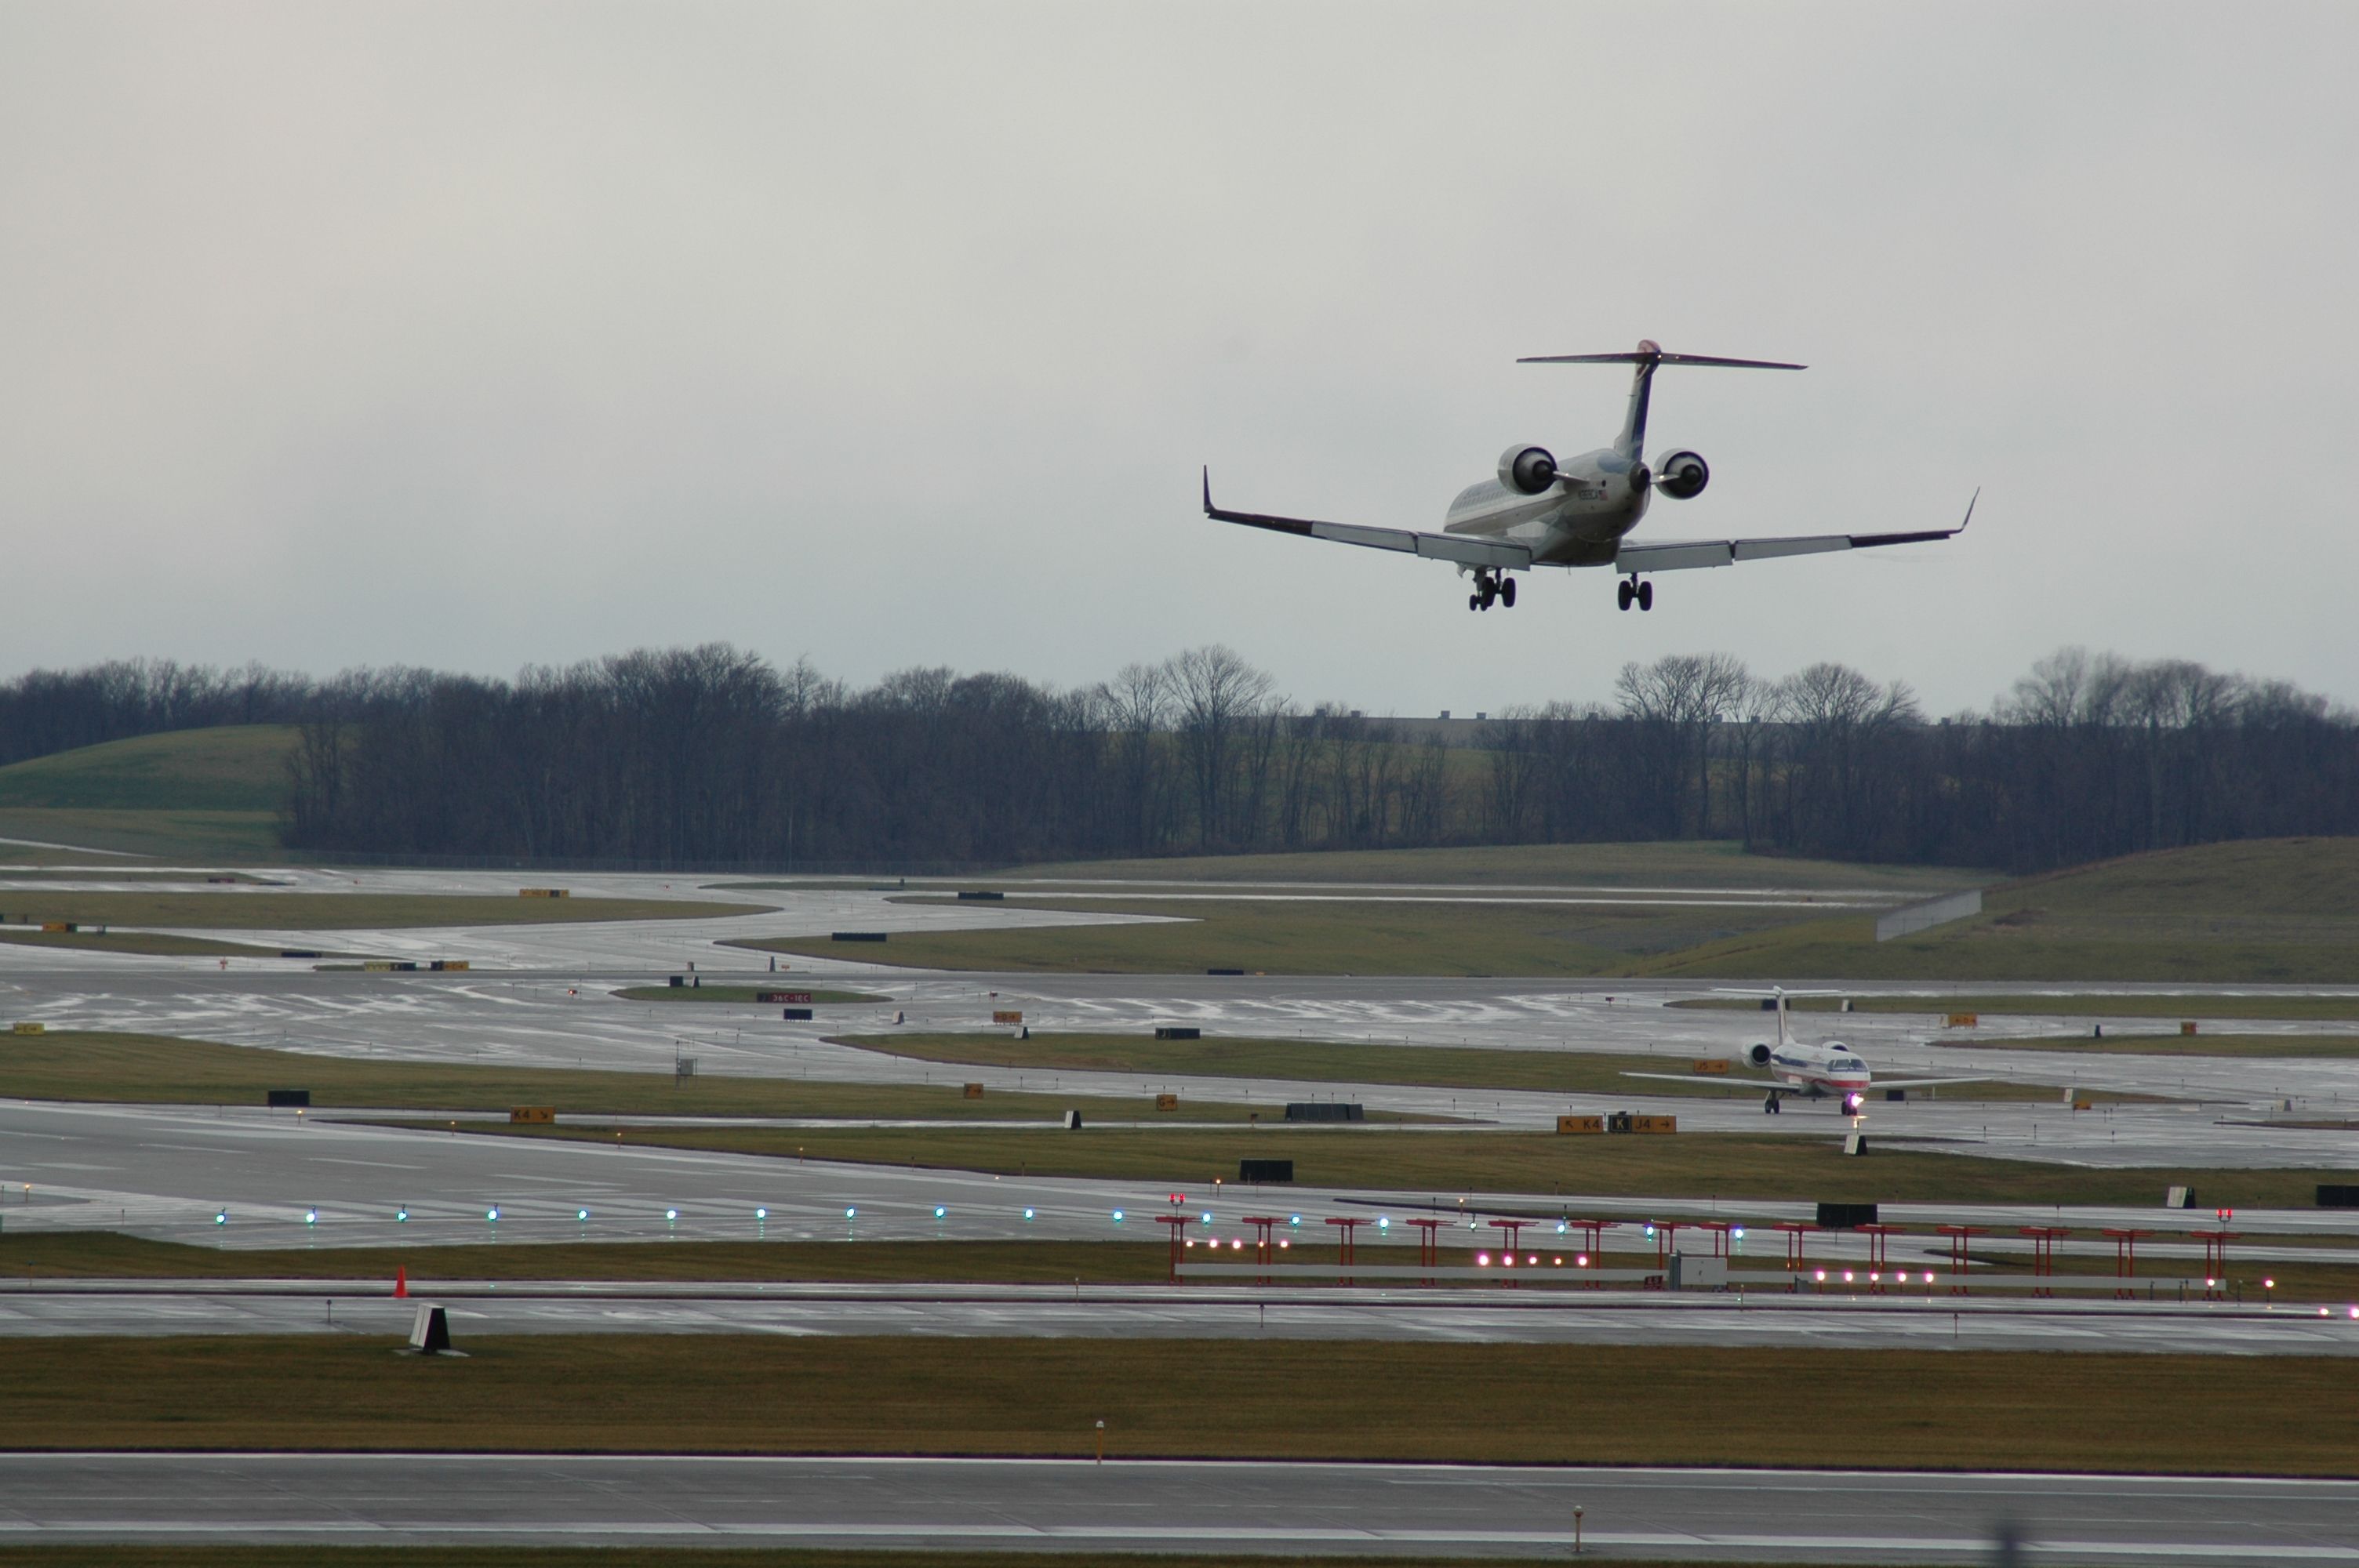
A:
1518 339 1804 459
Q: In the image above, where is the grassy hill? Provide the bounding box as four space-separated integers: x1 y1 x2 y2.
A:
1626 837 2359 982
0 725 296 811
0 726 296 860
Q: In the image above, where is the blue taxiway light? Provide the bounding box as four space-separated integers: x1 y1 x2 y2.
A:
577 1209 591 1221
1289 1214 1302 1226
845 1207 857 1219
934 1206 947 1219
1023 1207 1036 1220
304 1210 317 1225
486 1207 500 1221
395 1208 409 1222
213 1211 227 1225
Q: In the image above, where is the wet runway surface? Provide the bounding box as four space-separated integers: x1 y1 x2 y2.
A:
2 1452 2353 1562
5 1278 2357 1353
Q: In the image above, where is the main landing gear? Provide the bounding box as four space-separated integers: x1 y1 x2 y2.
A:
1616 575 1654 613
1467 572 1517 612
1762 1091 1783 1115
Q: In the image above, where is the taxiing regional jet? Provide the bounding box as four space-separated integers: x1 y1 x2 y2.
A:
1622 988 1992 1114
1204 341 1974 613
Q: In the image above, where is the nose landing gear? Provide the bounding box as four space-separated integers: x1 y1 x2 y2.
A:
1616 575 1654 612
1467 572 1518 612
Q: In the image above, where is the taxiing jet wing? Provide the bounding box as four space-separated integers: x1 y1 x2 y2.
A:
1204 469 1533 571
1613 492 1977 574
1619 1072 1782 1089
1872 1076 1992 1091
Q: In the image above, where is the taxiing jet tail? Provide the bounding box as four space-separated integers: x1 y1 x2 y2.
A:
1518 339 1805 462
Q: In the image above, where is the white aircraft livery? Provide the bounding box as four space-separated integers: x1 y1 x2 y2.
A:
1623 988 1989 1113
1204 340 1974 613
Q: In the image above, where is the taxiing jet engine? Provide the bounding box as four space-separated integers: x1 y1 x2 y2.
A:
1746 1043 1772 1067
1653 449 1709 499
1497 444 1558 495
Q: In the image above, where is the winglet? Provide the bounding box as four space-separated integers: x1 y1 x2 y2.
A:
1958 487 1979 534
1201 465 1212 516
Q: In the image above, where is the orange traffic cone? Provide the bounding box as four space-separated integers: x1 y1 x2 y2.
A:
394 1266 409 1299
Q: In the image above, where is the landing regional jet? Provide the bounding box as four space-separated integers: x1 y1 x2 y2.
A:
1203 341 1974 613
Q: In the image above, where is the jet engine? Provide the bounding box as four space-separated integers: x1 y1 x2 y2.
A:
1497 444 1558 495
1653 448 1709 499
1746 1043 1772 1067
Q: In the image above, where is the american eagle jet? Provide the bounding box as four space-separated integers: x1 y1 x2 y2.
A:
1623 988 1991 1114
1203 341 1974 613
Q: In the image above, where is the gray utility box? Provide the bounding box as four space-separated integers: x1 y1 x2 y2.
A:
1668 1252 1729 1291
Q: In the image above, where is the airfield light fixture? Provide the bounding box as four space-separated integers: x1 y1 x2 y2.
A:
1377 1216 1390 1231
1023 1207 1035 1221
845 1207 857 1219
754 1207 767 1221
578 1209 591 1222
396 1208 409 1223
933 1206 947 1220
304 1210 318 1225
1111 1209 1124 1222
1289 1214 1301 1227
486 1207 500 1222
1477 1254 1490 1266
213 1210 227 1226
1201 1211 1213 1225
666 1208 679 1222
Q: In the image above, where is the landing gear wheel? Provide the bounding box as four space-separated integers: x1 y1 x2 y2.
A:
1468 593 1481 612
1616 579 1634 612
1637 580 1654 612
1478 577 1497 611
1765 1093 1782 1115
1499 577 1516 608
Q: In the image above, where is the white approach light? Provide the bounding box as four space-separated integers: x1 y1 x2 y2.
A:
755 1207 768 1221
1023 1207 1035 1220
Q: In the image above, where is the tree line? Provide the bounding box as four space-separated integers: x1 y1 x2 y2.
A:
2 645 2353 872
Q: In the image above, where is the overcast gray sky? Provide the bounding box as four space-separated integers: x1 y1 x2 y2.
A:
2 2 2354 717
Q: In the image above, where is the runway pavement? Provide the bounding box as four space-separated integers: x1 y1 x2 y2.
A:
5 1277 2357 1352
2 1452 2353 1562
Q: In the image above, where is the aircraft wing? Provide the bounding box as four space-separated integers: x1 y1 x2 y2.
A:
1620 1072 1778 1090
1873 1076 1992 1091
1204 469 1533 571
1613 492 1976 574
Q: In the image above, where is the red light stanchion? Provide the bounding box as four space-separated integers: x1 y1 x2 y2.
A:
1325 1216 1369 1286
1936 1225 1987 1296
1772 1222 1816 1292
1648 1221 1688 1271
1856 1224 1903 1295
2102 1227 2154 1301
1564 1219 1618 1288
2197 1229 2242 1301
1693 1220 1734 1257
2019 1225 2071 1298
1240 1215 1280 1285
1408 1218 1447 1284
1488 1218 1528 1286
1154 1214 1193 1284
